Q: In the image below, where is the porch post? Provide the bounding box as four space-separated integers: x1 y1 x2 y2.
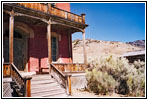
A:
9 11 15 63
82 30 87 66
67 32 72 63
47 20 52 74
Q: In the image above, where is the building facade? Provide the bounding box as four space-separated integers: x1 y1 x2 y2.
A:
3 3 88 73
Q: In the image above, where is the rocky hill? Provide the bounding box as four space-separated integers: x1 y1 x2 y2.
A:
126 40 145 48
72 39 144 63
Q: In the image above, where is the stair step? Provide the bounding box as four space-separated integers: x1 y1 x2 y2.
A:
31 84 61 90
31 86 64 94
31 89 66 97
32 74 51 78
31 74 67 97
31 80 55 85
31 82 59 89
31 77 52 81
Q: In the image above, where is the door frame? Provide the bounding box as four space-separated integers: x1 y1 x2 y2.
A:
3 22 34 72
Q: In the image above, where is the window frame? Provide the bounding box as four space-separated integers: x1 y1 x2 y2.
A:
48 32 59 62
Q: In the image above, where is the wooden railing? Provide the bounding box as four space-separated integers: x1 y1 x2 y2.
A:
16 3 85 24
3 63 32 97
52 63 85 72
50 64 72 95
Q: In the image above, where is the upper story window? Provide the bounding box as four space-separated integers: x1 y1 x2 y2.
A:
51 3 56 7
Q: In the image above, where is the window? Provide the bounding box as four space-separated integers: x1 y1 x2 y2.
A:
51 37 57 61
51 3 56 7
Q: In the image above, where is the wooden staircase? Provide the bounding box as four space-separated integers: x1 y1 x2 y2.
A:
3 63 82 97
31 74 67 97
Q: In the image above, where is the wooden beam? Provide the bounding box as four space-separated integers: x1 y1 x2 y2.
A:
47 20 52 74
25 79 31 97
67 31 72 63
81 13 85 24
24 76 32 97
51 21 82 32
9 11 14 63
82 30 87 66
67 76 71 95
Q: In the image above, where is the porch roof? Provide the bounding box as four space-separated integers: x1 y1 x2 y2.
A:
3 3 88 33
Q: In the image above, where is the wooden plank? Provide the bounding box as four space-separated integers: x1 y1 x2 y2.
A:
25 80 31 97
31 89 65 97
47 21 52 74
3 77 12 82
31 83 59 89
67 76 71 95
81 13 85 24
31 86 63 94
31 80 55 85
9 11 14 63
31 76 52 81
3 64 11 77
67 33 72 63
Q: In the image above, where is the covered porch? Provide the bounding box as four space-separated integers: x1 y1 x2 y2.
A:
3 3 88 97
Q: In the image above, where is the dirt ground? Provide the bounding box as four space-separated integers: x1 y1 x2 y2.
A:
69 89 126 98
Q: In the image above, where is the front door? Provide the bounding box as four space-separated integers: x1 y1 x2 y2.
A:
3 31 27 71
13 38 25 71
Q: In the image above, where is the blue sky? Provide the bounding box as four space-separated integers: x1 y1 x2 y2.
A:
70 3 145 42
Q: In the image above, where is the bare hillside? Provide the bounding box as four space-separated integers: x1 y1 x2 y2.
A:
72 39 144 63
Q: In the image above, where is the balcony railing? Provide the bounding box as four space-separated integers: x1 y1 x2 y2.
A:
16 3 85 24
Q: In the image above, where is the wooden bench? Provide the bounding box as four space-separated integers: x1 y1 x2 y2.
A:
41 68 49 74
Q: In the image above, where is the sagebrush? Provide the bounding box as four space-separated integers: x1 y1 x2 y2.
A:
86 56 145 97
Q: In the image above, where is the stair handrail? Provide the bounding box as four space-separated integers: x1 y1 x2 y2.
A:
10 63 32 97
51 64 66 77
50 64 72 95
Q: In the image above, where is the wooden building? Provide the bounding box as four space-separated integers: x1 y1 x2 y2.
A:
3 3 88 97
123 50 145 63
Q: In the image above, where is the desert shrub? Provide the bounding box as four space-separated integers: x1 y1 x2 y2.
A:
126 60 145 96
86 68 116 94
86 56 145 97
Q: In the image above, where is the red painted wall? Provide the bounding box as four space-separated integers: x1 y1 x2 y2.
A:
28 26 72 72
58 33 70 63
28 3 72 72
56 3 70 12
28 26 48 72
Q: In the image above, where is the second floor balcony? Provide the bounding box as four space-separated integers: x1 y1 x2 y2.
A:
4 3 86 24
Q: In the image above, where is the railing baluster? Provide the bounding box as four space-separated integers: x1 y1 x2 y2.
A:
3 63 32 97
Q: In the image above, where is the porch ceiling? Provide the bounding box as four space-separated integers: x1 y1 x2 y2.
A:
4 13 81 34
3 3 88 33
